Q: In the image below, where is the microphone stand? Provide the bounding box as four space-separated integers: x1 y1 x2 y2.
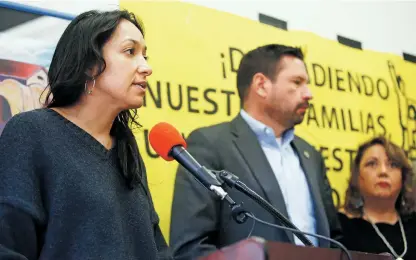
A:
168 145 312 245
214 170 314 247
167 146 251 225
224 196 251 224
194 166 250 225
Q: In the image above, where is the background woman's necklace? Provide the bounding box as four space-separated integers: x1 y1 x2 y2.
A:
366 213 407 260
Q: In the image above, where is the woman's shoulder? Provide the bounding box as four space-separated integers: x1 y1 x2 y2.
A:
337 210 365 225
5 108 60 129
402 211 416 224
337 208 361 218
1 109 55 140
7 108 51 125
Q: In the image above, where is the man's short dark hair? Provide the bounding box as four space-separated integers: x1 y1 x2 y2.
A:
236 44 304 102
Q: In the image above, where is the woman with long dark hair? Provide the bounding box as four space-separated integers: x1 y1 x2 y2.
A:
0 10 171 260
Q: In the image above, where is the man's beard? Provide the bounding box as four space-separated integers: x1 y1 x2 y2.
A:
293 113 305 125
264 102 308 129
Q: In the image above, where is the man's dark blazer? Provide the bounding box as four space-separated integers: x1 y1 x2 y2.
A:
169 114 341 260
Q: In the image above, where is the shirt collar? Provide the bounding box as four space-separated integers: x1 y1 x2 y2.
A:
240 109 294 147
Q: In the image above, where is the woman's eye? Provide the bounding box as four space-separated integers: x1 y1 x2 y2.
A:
125 48 134 55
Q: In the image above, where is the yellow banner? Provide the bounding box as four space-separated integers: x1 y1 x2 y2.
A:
120 1 416 241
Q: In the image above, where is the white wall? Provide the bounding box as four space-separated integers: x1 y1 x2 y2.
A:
182 0 416 57
7 0 416 56
3 0 118 14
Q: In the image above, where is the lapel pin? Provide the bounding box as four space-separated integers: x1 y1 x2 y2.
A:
304 151 310 159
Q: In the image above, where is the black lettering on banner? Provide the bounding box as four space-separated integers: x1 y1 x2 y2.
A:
328 66 333 89
229 47 244 73
332 189 341 209
340 109 347 131
145 80 238 116
348 72 361 94
312 63 326 87
167 82 183 110
204 88 218 115
317 146 361 175
221 90 235 116
144 81 162 108
359 110 364 132
366 113 375 135
143 129 159 158
332 148 343 172
412 130 416 150
377 115 387 135
322 106 339 129
221 53 227 79
317 147 346 172
305 105 387 135
187 86 200 113
348 110 360 132
345 149 356 171
376 78 390 100
319 146 330 171
304 65 311 84
335 69 345 92
306 103 320 127
408 105 416 120
307 63 390 101
361 74 374 97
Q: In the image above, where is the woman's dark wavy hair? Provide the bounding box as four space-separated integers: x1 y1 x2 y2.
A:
344 136 416 216
44 10 145 189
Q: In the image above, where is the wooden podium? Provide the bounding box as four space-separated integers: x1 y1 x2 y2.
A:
199 237 394 260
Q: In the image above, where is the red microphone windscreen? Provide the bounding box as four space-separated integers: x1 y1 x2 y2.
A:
148 122 187 161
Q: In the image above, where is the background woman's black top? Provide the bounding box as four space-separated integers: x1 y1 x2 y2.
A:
338 212 416 259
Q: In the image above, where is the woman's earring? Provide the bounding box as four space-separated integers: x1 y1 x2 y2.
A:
355 197 364 208
85 78 95 95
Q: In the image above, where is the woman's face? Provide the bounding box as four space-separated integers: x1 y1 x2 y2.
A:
358 144 402 202
94 19 152 110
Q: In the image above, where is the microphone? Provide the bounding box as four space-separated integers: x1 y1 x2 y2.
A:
148 122 227 200
148 122 312 246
